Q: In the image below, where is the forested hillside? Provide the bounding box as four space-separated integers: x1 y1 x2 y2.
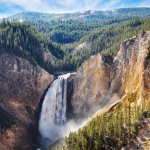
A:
55 19 150 150
7 8 150 23
57 99 150 150
1 18 150 73
48 18 150 71
2 8 150 74
27 16 139 44
0 19 64 73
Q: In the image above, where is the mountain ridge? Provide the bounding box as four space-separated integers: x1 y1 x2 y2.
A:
6 7 150 23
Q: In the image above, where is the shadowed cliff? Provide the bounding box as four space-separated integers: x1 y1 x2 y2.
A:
0 53 56 150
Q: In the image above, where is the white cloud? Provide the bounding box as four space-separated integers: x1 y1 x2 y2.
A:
55 0 102 12
138 0 150 7
83 0 101 10
0 0 149 17
0 0 112 14
97 0 122 10
0 13 10 19
0 0 52 12
57 0 77 7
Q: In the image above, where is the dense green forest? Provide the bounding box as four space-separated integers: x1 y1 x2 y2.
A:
26 16 140 44
27 19 100 44
0 19 63 73
1 8 150 74
48 18 150 71
56 94 150 150
1 17 150 73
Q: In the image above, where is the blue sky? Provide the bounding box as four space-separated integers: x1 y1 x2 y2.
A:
0 0 150 18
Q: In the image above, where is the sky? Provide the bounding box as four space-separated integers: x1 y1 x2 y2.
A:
0 0 150 19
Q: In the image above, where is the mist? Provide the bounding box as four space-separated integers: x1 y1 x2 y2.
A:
38 118 87 149
38 73 87 149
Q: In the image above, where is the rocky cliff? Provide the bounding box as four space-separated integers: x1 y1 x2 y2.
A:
69 53 111 119
42 50 57 64
69 31 150 119
0 53 56 150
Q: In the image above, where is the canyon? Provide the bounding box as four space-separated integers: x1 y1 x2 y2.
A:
45 30 150 149
68 30 150 120
0 30 150 150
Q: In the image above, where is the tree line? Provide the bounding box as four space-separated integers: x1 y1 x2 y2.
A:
56 93 150 150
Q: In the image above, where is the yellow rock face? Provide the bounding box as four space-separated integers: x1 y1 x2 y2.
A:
70 31 150 119
71 53 111 118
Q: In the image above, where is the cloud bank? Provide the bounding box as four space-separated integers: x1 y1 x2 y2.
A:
0 0 150 18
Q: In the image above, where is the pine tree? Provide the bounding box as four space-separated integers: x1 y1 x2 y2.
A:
118 111 123 142
127 98 131 147
148 98 150 118
124 103 128 128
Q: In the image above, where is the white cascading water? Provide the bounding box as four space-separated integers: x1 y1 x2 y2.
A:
39 73 70 145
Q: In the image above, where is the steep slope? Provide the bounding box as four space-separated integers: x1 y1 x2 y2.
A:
0 53 56 150
0 20 64 74
103 30 150 107
69 30 150 119
69 53 111 119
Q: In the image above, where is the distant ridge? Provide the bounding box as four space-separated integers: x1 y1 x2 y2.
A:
6 7 150 22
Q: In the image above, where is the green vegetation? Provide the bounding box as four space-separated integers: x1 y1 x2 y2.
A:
1 17 150 73
1 9 150 74
146 40 150 60
27 19 97 44
0 19 63 73
54 18 144 72
145 18 150 60
0 106 16 131
55 17 150 72
27 17 140 44
57 97 150 150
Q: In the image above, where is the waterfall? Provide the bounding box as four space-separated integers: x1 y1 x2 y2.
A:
39 73 70 144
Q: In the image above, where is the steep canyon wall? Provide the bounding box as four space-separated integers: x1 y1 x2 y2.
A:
69 31 150 119
0 53 55 150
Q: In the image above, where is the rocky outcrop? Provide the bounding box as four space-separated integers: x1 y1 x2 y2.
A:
66 73 76 119
0 53 56 149
72 41 90 54
42 51 57 64
70 53 111 119
70 31 150 119
108 32 150 107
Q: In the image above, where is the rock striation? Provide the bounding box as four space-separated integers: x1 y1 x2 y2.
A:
69 31 150 119
69 53 111 119
0 53 56 150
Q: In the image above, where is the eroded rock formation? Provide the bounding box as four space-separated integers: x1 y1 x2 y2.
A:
42 51 57 64
69 31 150 119
0 53 56 150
